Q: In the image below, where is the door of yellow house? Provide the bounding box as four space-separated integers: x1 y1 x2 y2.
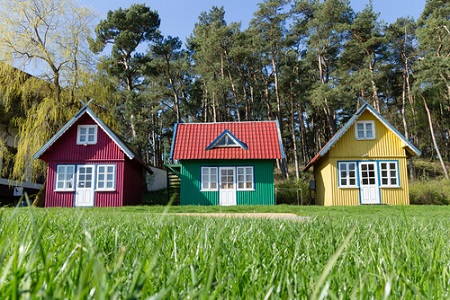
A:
359 162 380 204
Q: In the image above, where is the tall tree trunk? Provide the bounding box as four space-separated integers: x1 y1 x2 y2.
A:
422 94 449 179
289 85 300 179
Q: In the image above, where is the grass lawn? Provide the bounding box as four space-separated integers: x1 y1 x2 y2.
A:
1 204 450 298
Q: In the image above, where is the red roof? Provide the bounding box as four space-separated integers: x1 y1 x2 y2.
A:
171 121 284 160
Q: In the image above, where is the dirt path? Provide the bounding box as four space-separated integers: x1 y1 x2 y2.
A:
172 213 311 221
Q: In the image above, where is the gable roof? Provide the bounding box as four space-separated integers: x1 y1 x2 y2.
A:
170 121 285 160
304 99 421 170
34 104 153 173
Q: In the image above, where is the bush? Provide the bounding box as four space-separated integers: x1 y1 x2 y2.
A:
410 179 450 205
275 177 312 205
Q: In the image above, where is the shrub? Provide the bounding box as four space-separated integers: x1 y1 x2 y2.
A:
275 177 312 205
410 179 450 205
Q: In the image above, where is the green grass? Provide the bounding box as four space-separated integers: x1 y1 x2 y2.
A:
1 205 450 298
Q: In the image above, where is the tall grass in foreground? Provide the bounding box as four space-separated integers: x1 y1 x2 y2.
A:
1 206 450 298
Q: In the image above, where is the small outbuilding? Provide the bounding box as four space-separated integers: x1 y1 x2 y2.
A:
168 121 285 205
304 99 421 206
34 104 153 207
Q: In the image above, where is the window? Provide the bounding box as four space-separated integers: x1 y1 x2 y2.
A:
55 165 75 191
206 130 248 150
201 167 218 191
237 167 254 190
355 121 375 140
77 125 97 145
215 134 238 147
338 162 357 187
380 162 399 187
97 165 116 191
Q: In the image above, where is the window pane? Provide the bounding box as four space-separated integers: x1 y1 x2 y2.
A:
98 182 104 189
211 182 217 189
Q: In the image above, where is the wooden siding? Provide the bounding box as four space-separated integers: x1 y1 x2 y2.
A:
40 114 125 163
45 161 133 207
329 110 407 159
313 110 411 206
314 155 410 206
95 161 124 207
123 160 143 205
45 162 75 207
179 160 275 205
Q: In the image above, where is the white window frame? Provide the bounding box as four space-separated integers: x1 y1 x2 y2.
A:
96 165 116 191
201 167 218 191
355 121 375 140
237 166 254 190
338 162 358 188
379 161 399 187
77 125 98 145
55 165 75 191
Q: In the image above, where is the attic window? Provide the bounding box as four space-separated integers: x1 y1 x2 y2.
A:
206 129 248 150
355 121 375 140
77 125 97 145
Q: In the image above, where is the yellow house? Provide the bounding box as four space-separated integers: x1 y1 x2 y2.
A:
304 100 421 206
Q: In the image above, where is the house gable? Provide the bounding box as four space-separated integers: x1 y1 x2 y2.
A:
36 113 125 163
329 110 410 159
304 100 421 170
205 129 248 150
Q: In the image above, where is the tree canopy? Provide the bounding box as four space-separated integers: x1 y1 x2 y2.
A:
0 0 449 180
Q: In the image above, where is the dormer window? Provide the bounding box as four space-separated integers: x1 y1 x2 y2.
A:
355 121 375 140
77 125 97 145
206 129 248 150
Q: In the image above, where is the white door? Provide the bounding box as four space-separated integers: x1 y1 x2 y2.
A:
75 165 95 207
359 162 380 204
219 167 236 205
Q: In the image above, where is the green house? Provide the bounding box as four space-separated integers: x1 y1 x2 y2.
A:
168 121 285 205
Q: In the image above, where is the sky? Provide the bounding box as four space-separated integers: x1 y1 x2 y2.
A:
79 0 426 44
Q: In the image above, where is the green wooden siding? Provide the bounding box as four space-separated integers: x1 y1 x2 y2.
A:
179 160 275 205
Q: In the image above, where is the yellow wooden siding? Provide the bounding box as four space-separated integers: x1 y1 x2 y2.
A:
313 110 411 206
329 110 406 159
324 157 409 206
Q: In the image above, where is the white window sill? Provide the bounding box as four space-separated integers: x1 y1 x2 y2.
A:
54 189 75 192
380 185 400 188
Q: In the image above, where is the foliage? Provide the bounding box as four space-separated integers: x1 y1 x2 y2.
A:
3 0 450 182
409 179 450 205
2 205 450 298
275 176 311 205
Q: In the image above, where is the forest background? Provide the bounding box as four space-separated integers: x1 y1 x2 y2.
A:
0 0 448 182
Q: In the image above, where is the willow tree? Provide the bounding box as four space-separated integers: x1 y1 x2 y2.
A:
0 0 97 180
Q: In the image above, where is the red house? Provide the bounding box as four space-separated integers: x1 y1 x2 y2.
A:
34 104 152 207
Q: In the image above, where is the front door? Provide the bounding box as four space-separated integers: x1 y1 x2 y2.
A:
219 167 236 205
359 162 380 204
75 165 95 207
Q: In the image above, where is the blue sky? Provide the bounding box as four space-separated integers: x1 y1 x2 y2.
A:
82 0 425 43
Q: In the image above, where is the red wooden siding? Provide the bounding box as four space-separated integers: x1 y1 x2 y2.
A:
45 163 74 207
40 114 125 163
123 160 143 205
95 161 125 207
